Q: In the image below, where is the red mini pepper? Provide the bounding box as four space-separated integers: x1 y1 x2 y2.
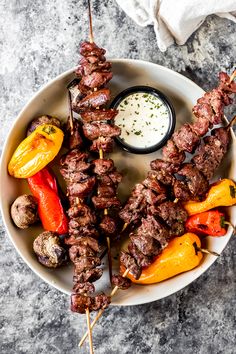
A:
185 210 228 237
28 168 68 234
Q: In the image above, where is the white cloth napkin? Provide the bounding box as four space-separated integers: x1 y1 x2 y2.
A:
116 0 236 51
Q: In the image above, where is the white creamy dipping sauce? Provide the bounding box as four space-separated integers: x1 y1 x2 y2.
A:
115 92 171 149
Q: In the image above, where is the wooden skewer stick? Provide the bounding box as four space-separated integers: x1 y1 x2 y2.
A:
229 70 236 83
227 115 236 131
86 308 94 354
198 247 219 257
68 91 74 133
88 0 94 44
99 148 113 284
79 268 130 347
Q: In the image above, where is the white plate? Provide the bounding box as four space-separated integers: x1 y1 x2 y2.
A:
0 59 235 306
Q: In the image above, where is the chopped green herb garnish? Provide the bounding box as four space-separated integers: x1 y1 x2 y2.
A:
124 100 128 105
134 130 142 136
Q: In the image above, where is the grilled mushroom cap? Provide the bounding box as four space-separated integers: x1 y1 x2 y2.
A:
26 115 61 136
33 231 67 268
11 195 38 229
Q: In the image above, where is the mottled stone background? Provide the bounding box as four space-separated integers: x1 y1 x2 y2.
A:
0 1 236 353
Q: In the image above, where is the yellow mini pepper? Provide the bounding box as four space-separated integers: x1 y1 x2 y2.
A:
8 124 64 178
124 233 203 284
183 179 236 216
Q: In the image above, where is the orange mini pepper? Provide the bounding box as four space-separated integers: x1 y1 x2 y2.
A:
123 233 203 285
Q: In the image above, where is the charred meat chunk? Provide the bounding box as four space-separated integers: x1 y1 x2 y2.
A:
92 196 121 209
83 122 121 140
99 215 117 235
71 294 92 314
162 140 186 164
177 163 209 197
90 137 114 152
74 256 101 273
68 224 99 240
128 242 153 268
80 109 118 122
67 205 96 225
172 124 200 153
130 234 161 256
79 41 106 58
33 231 67 268
67 177 96 198
73 282 95 295
120 251 141 280
142 177 166 195
60 150 91 172
192 136 224 180
156 201 188 227
77 88 110 110
93 159 114 175
80 71 113 89
173 180 192 201
90 293 111 311
137 215 170 248
111 275 131 290
11 194 38 229
73 268 103 284
150 159 180 174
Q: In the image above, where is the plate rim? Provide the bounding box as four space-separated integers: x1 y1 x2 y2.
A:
0 58 235 306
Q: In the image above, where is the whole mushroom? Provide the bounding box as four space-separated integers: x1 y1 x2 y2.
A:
26 115 61 136
33 231 67 268
11 194 38 229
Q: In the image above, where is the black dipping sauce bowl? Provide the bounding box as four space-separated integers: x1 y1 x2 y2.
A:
110 86 176 154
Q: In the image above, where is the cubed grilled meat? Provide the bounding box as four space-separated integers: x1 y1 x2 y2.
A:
73 282 95 295
137 215 170 248
67 177 96 198
111 275 131 290
71 293 110 313
67 224 99 240
99 215 117 235
90 136 114 152
77 88 110 110
120 251 141 280
67 205 96 226
60 150 91 172
80 71 113 89
80 109 118 122
79 41 106 58
162 140 186 164
93 159 114 175
173 180 192 201
130 234 161 256
69 244 96 262
142 177 166 195
172 124 200 153
92 196 121 209
74 256 101 273
83 122 121 140
177 163 209 198
192 136 224 180
191 116 210 136
150 159 180 174
73 268 103 284
212 127 230 154
128 242 153 268
156 201 188 228
97 184 116 197
147 170 174 186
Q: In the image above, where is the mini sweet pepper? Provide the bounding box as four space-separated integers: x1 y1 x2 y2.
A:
8 124 64 178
